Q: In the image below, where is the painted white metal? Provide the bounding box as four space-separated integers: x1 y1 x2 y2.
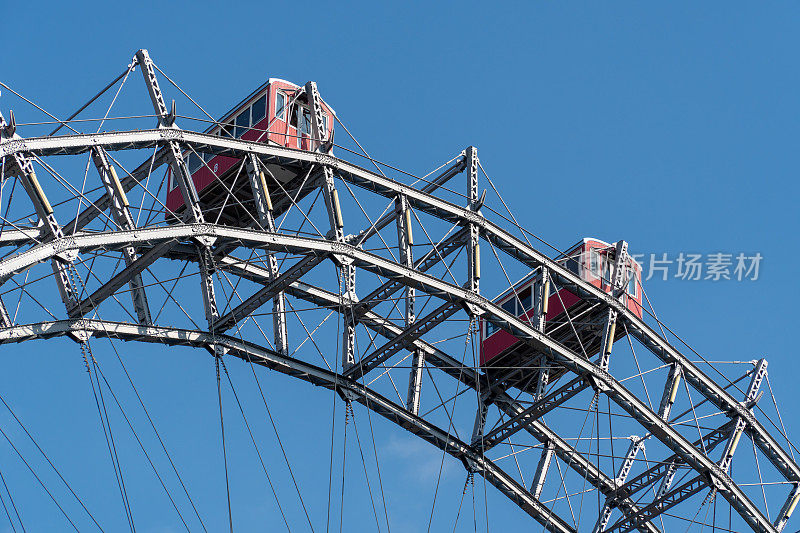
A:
245 154 288 355
89 147 152 325
530 441 555 500
657 363 682 421
465 146 480 298
306 81 357 371
594 437 645 532
598 240 628 373
134 49 219 331
0 111 792 531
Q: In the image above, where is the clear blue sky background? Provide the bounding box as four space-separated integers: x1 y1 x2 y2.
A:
1 2 799 531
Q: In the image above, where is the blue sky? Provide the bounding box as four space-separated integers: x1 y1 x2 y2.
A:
1 2 799 531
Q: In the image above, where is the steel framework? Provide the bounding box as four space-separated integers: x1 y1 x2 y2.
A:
0 49 796 531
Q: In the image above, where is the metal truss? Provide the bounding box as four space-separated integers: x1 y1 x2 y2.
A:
0 52 796 532
0 319 574 533
0 221 785 531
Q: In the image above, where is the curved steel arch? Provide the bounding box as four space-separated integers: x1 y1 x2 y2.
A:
4 130 796 495
0 78 794 530
0 222 781 532
0 319 576 533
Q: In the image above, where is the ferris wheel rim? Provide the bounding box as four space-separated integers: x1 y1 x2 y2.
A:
0 115 794 531
3 131 797 487
0 217 784 532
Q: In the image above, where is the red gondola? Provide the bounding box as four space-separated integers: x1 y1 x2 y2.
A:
481 238 643 367
166 78 334 217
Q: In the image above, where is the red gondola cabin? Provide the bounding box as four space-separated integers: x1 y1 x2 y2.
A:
166 78 335 217
480 238 643 367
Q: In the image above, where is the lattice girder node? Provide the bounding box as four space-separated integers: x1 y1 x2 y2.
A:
0 57 795 531
594 436 645 533
465 145 480 297
395 193 425 414
306 80 357 370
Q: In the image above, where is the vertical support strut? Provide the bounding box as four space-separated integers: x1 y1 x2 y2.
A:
598 240 629 371
535 355 550 401
594 436 645 533
340 262 357 370
465 146 480 296
530 441 555 500
90 148 152 325
471 397 489 444
652 363 683 500
657 363 682 421
0 298 10 328
396 194 423 414
699 359 768 506
718 359 767 474
406 350 424 415
775 482 800 532
0 112 79 312
198 245 220 326
305 81 356 370
656 461 679 499
245 154 288 355
134 48 218 329
533 267 550 333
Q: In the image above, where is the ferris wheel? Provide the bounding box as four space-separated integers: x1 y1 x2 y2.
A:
0 49 796 532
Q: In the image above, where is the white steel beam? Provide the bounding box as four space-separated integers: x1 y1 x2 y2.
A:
657 363 682 421
245 154 288 355
90 147 152 325
465 146 480 297
531 441 555 500
594 436 645 532
0 112 79 311
134 49 218 330
597 240 628 373
306 80 357 371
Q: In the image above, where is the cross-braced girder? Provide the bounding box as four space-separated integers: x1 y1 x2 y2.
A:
0 319 574 533
0 58 795 532
0 221 784 531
